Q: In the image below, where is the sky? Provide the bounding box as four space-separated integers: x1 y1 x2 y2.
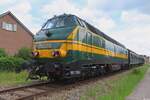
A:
0 0 150 56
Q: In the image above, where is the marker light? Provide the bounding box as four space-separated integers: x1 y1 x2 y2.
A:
32 51 39 57
52 51 60 57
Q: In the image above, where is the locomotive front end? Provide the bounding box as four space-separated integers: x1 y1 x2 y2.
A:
29 15 78 80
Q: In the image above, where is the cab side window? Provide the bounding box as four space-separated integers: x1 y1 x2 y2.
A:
105 40 115 54
102 39 105 48
78 29 87 43
77 18 87 28
92 35 100 47
86 32 92 45
98 38 103 48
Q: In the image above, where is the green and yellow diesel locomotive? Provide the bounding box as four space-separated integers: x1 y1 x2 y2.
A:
30 14 144 80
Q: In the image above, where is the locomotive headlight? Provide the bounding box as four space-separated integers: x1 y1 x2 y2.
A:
52 51 60 57
32 51 39 57
52 50 67 57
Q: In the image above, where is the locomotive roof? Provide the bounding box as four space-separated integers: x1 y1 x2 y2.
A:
84 22 126 48
50 14 126 48
75 16 126 48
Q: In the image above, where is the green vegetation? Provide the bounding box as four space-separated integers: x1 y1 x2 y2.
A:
80 64 149 100
0 57 25 71
0 47 32 72
0 48 7 57
15 47 32 60
0 48 32 86
0 71 31 86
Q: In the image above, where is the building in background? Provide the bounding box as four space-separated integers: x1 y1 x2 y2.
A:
0 11 33 55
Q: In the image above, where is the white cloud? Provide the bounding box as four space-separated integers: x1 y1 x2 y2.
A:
9 1 31 14
96 17 116 31
110 10 150 56
41 0 116 32
6 1 39 33
117 27 150 56
121 10 150 25
0 0 16 5
8 1 32 28
87 0 108 9
41 0 79 18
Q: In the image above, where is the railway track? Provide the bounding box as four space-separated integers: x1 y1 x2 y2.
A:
0 69 133 100
0 81 59 100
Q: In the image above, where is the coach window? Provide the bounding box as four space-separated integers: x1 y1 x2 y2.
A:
108 42 112 51
126 50 128 55
114 45 116 53
123 48 125 54
120 47 123 54
123 49 126 54
110 42 114 51
119 47 122 54
116 46 120 54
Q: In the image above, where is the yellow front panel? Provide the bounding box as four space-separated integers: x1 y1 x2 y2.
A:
35 49 53 58
34 40 128 59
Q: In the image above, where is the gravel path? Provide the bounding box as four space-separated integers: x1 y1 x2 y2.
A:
126 68 150 100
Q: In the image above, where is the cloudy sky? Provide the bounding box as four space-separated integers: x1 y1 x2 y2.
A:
0 0 150 56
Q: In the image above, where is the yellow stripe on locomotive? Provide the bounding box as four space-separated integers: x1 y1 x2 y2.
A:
33 26 128 59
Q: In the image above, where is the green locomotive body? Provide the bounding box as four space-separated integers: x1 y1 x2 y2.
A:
29 14 144 80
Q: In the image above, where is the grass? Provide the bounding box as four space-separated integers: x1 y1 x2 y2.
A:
80 64 150 100
0 71 31 86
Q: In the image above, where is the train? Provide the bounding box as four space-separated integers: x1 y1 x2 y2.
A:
28 14 145 80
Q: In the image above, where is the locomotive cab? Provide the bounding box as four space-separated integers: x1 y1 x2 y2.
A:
30 14 81 80
33 15 78 59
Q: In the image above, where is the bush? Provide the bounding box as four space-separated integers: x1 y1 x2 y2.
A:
0 48 7 57
0 57 25 71
16 47 32 60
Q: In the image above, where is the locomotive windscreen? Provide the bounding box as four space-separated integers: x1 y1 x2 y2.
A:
34 15 77 41
42 15 76 29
